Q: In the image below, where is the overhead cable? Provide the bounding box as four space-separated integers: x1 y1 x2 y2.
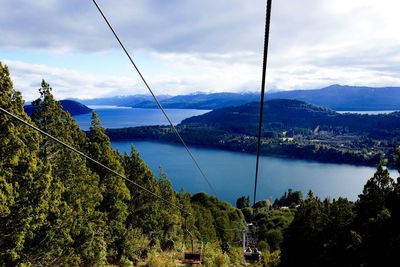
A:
91 0 218 198
253 0 273 206
0 106 190 215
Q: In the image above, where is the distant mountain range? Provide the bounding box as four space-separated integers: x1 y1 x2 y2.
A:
132 92 259 109
74 85 400 111
267 84 400 111
74 95 170 107
24 100 92 116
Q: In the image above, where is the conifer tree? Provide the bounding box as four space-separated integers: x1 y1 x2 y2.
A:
86 111 131 261
31 80 105 265
0 63 54 265
157 169 181 242
123 147 161 237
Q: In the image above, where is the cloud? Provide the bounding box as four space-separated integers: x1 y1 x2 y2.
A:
2 0 400 99
0 0 267 54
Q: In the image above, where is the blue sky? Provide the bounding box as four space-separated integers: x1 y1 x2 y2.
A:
1 0 400 101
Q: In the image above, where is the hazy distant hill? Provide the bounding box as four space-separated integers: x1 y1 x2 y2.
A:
75 94 170 107
267 84 400 111
24 100 92 116
73 85 400 111
181 99 400 136
133 92 259 109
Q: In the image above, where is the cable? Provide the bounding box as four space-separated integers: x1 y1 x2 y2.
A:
253 0 272 206
91 0 218 198
0 106 190 215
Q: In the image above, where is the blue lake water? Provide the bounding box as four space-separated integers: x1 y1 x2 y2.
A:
72 106 389 205
74 106 210 130
111 140 384 205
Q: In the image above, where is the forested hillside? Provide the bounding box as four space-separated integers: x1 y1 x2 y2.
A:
24 99 92 116
181 99 400 136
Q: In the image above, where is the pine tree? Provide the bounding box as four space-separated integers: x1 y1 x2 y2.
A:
31 80 105 265
86 111 131 261
157 169 181 242
0 63 54 265
354 162 395 266
123 146 161 237
280 191 328 267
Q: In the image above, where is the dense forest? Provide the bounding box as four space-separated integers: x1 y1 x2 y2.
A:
1 62 400 266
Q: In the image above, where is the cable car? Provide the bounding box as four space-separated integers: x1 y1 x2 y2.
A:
243 223 262 262
244 247 261 261
183 239 203 265
182 222 204 265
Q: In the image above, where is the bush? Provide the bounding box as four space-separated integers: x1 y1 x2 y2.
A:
146 251 176 267
122 227 150 260
258 240 270 252
261 250 281 267
266 229 283 251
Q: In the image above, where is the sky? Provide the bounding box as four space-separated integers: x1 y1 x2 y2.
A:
1 0 400 101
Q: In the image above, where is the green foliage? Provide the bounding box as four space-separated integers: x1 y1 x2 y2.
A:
280 160 400 267
0 63 54 265
191 193 245 242
86 111 131 261
260 250 280 267
30 80 104 265
202 243 230 267
241 207 253 222
273 189 302 208
265 230 283 251
123 147 161 237
122 227 149 260
236 195 251 209
254 199 273 210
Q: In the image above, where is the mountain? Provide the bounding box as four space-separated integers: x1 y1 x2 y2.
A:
181 99 400 136
74 94 170 106
24 100 92 116
267 84 400 111
133 92 259 109
127 85 400 111
73 84 400 111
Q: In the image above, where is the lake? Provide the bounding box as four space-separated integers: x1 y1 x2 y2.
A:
73 106 389 205
73 106 210 130
111 140 385 205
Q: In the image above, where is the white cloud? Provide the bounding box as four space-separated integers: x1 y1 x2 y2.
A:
2 0 400 99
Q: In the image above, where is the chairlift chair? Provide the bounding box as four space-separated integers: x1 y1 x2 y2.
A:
183 239 203 264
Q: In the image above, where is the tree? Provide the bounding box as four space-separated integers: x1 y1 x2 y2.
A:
353 162 396 266
157 169 181 243
280 191 328 267
31 80 105 265
86 111 131 262
0 63 54 265
123 146 161 237
236 195 250 209
253 199 272 210
356 163 394 222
